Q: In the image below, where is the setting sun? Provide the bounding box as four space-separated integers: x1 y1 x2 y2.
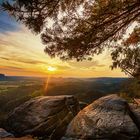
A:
47 66 57 72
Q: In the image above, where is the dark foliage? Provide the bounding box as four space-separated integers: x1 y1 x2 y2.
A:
120 78 140 100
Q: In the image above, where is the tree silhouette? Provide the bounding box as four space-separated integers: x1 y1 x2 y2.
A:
2 0 140 78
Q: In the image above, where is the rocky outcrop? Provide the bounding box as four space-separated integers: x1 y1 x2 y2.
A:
4 94 140 140
62 94 140 140
5 95 80 139
0 128 14 138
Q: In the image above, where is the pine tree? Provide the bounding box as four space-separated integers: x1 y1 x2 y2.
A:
2 0 140 78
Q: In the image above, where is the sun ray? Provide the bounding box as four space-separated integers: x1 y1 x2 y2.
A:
44 66 57 95
45 75 50 94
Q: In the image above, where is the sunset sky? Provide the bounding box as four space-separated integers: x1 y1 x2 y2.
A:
0 7 127 78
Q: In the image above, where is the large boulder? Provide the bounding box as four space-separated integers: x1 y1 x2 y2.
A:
0 128 14 138
5 95 80 139
62 94 140 140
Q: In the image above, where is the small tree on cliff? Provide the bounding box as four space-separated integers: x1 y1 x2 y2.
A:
2 0 140 79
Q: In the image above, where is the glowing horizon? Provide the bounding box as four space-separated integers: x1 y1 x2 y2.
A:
0 11 127 78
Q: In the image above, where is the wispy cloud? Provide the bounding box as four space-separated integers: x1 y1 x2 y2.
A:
68 60 105 70
0 56 48 65
0 65 48 77
0 56 9 60
0 66 24 71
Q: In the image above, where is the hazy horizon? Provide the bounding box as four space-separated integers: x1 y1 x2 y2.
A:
0 73 128 79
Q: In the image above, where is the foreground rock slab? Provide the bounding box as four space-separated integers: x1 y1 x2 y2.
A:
5 95 80 139
62 94 139 140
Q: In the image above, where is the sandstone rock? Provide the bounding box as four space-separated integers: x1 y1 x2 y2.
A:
62 94 139 140
0 128 14 138
5 95 80 139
